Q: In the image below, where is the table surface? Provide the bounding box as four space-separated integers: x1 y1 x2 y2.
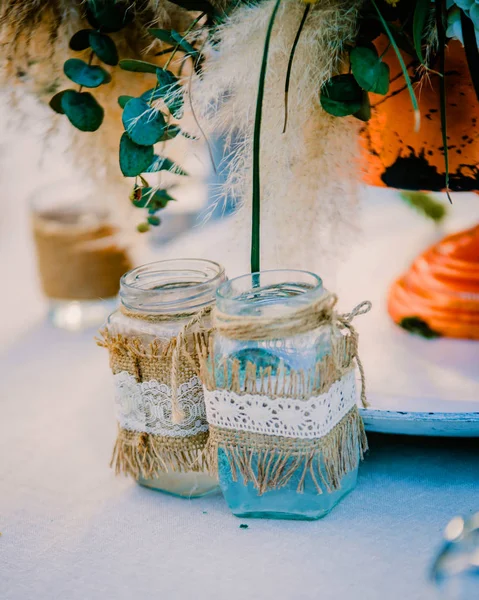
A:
1 100 479 600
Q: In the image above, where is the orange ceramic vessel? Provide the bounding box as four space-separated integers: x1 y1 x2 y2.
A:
388 225 479 339
361 40 479 192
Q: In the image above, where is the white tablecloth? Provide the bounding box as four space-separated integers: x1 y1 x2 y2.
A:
1 323 478 600
1 99 479 600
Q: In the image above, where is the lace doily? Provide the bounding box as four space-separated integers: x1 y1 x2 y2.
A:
113 371 208 437
204 370 356 439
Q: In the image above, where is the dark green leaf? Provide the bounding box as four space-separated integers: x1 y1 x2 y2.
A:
49 90 70 114
147 215 161 226
353 90 371 122
122 98 166 146
461 10 479 102
399 191 446 222
132 187 175 209
119 59 158 74
64 58 110 88
145 155 188 175
118 95 134 108
320 74 363 117
371 0 420 130
167 0 215 16
61 90 104 131
350 46 390 95
89 31 119 66
170 29 198 57
119 133 154 177
86 0 134 33
141 87 163 103
69 29 92 51
148 29 175 44
413 0 430 66
155 69 184 118
399 317 441 339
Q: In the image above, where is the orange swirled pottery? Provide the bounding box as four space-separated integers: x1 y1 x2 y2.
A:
388 225 479 339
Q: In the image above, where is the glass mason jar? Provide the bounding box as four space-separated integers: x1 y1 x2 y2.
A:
206 270 364 520
103 259 226 498
31 180 131 331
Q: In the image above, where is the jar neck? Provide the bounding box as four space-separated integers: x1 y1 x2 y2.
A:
216 270 325 317
120 259 226 315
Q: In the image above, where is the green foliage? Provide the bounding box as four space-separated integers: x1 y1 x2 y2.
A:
89 31 119 66
320 74 363 117
399 317 441 339
148 29 176 44
64 58 110 88
61 90 104 131
156 69 184 118
350 46 390 95
399 191 447 222
86 0 134 33
118 95 134 108
49 90 69 114
119 133 154 176
69 29 92 51
147 215 161 226
119 59 158 74
413 0 430 66
122 98 167 146
132 187 175 209
51 0 206 230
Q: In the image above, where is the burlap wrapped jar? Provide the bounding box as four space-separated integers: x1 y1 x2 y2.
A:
98 259 226 498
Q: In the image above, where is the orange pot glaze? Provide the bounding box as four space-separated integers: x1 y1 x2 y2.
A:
388 225 479 339
361 40 479 192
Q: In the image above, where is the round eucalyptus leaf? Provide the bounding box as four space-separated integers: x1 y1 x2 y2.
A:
122 98 166 146
118 95 134 108
119 133 154 177
147 215 161 226
86 0 134 33
64 58 110 88
60 90 104 131
49 89 71 114
89 31 119 66
350 46 390 95
320 74 363 117
69 29 92 51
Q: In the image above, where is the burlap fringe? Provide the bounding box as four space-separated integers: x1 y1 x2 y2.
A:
111 428 213 479
97 328 209 380
207 406 367 495
197 331 357 400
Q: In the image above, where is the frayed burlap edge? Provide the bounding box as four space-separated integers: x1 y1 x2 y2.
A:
111 428 214 479
197 331 357 400
206 406 367 495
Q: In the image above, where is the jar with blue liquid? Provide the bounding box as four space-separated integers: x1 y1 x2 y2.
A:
200 270 369 520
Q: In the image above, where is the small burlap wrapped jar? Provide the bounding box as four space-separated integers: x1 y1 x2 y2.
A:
98 259 226 498
198 270 371 520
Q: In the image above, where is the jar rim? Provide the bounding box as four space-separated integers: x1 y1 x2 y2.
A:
120 258 226 314
217 269 324 312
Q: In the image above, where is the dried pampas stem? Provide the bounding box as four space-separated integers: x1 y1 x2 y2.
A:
191 0 363 272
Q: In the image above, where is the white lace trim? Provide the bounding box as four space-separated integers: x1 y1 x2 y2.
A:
113 371 208 437
204 370 356 439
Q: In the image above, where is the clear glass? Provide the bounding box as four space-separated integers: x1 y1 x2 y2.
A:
107 259 226 498
432 514 479 599
31 180 131 331
214 270 358 520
